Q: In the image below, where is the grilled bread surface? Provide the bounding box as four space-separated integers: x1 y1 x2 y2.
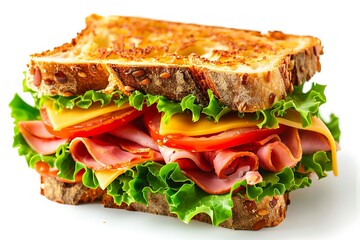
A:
26 14 323 112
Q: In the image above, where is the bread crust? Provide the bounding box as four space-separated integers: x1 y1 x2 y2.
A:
40 176 105 205
40 176 289 230
26 14 323 112
102 193 289 230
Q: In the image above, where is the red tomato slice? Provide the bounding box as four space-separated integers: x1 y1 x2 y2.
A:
144 110 286 152
35 161 83 183
41 106 146 139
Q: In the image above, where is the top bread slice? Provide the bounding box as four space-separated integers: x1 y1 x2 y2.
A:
26 14 323 112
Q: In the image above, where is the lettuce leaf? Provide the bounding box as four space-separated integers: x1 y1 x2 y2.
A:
179 94 202 122
201 89 231 122
9 94 41 166
37 80 329 128
43 90 128 111
300 151 333 179
105 159 325 227
323 113 341 142
9 93 40 123
257 83 327 128
107 162 167 205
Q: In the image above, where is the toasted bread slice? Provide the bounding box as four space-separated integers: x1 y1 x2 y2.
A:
26 14 322 112
40 175 105 205
102 192 289 230
40 175 289 230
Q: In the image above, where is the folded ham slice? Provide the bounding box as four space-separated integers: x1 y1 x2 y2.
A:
69 124 163 170
108 124 160 151
299 130 332 154
204 149 259 179
18 120 68 155
158 146 212 171
257 128 302 172
159 146 262 194
184 170 262 195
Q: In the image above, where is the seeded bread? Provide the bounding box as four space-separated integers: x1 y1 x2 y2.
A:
102 192 289 230
40 175 289 230
26 14 322 112
40 175 105 205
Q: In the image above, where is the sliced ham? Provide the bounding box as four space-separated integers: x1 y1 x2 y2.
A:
159 145 262 194
203 149 259 179
18 121 68 155
69 125 163 171
183 170 262 194
257 128 302 172
109 123 159 151
158 146 212 171
20 120 56 139
70 136 135 169
299 130 331 154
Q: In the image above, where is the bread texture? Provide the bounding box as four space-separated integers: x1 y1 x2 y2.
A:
40 176 105 205
40 175 289 230
26 14 323 112
102 192 289 230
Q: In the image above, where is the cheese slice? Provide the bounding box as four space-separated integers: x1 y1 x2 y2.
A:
94 168 127 189
45 101 130 130
159 112 262 136
277 112 338 176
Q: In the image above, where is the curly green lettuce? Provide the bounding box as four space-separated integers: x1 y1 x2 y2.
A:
26 74 329 128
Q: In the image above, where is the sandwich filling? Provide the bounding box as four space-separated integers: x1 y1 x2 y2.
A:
10 75 340 226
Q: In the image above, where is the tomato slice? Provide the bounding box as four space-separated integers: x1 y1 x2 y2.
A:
41 106 147 139
35 161 83 183
144 109 286 152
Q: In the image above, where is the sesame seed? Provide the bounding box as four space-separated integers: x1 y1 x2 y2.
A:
132 69 145 77
124 85 135 92
160 72 170 79
140 78 151 86
257 209 270 216
63 91 74 97
78 72 87 78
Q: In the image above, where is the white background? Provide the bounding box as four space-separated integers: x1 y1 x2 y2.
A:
0 0 358 239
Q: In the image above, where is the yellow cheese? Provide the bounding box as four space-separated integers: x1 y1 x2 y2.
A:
159 112 262 136
45 101 130 130
277 112 338 176
94 168 127 189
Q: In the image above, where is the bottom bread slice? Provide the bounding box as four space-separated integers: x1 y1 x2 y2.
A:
40 175 289 230
40 175 105 204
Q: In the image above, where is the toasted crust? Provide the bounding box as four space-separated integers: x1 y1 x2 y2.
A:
102 193 289 230
40 176 105 205
40 176 289 230
26 14 323 112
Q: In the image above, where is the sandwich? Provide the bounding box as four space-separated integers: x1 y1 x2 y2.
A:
9 14 341 230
